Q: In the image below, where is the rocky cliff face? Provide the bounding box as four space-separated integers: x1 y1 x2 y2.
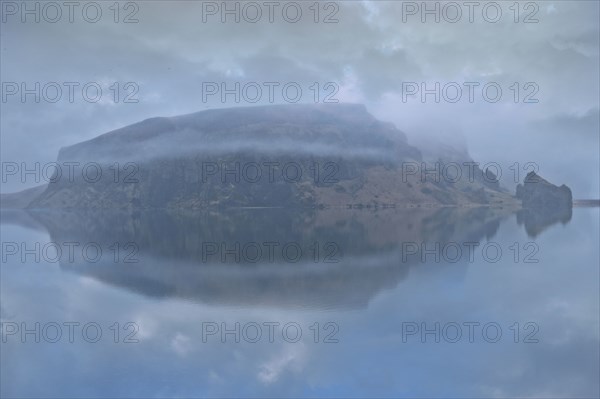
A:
516 171 573 209
21 104 510 209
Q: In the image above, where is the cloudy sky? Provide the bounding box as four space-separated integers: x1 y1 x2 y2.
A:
1 0 599 196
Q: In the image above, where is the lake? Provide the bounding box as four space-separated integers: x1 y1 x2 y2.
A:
1 206 598 397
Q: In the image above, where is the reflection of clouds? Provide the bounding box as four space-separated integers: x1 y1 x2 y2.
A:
170 332 192 357
208 370 224 384
543 300 581 346
0 304 14 320
78 276 104 288
132 313 159 340
258 344 308 385
0 209 598 397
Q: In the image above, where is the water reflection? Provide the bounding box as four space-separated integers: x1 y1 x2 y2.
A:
1 207 598 398
517 206 573 238
3 206 516 309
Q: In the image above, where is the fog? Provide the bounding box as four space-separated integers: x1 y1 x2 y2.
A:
1 1 598 197
1 4 599 397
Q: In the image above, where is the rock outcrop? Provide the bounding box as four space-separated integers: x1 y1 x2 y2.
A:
516 171 573 209
515 171 573 237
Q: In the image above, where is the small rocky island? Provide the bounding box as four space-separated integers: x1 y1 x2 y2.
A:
516 171 573 209
515 171 573 237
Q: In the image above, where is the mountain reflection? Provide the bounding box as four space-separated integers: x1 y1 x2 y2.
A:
1 205 571 309
517 206 573 238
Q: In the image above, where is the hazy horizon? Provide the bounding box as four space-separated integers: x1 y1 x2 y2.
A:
1 1 599 197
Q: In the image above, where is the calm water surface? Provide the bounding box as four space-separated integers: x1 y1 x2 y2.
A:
1 207 598 398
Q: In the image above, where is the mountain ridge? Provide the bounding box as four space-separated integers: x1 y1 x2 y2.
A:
1 104 539 209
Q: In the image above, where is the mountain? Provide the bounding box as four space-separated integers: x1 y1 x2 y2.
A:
11 104 514 209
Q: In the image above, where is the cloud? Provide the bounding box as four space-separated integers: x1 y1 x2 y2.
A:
1 1 598 197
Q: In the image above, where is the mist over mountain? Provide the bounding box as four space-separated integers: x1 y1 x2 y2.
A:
56 103 418 163
11 104 518 209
